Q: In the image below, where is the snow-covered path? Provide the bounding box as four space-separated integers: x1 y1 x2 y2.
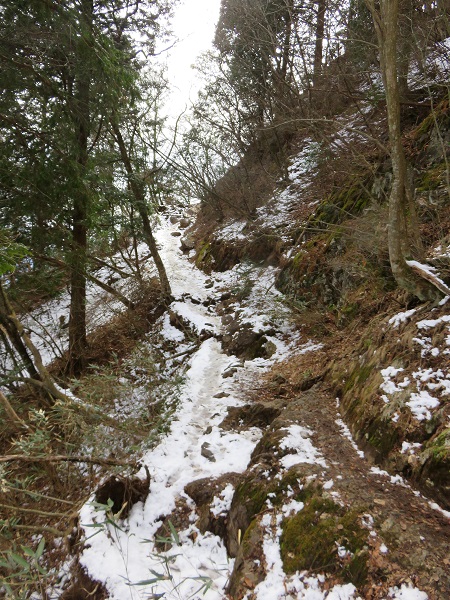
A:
77 219 294 599
73 219 440 600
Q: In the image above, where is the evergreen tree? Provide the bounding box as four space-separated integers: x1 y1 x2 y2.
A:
0 0 172 375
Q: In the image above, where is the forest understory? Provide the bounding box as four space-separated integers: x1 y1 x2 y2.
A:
1 1 450 598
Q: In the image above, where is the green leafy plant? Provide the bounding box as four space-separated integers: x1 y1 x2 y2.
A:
0 230 28 276
0 538 48 599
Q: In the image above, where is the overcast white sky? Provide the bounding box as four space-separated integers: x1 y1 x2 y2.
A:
162 0 222 116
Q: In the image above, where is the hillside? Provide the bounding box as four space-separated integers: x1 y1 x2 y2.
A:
1 2 450 598
1 87 449 599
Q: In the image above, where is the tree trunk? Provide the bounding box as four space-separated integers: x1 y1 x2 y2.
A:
68 0 93 376
313 0 326 86
0 283 40 380
0 283 67 404
110 120 172 299
366 0 441 302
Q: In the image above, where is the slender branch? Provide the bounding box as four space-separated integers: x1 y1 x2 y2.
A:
0 391 29 431
0 503 68 519
0 523 66 536
0 454 139 469
5 485 76 505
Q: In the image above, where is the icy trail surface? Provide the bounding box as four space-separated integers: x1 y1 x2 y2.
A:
77 219 301 599
75 219 433 600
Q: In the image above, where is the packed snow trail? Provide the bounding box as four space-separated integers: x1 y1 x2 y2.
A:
77 218 291 599
75 218 439 600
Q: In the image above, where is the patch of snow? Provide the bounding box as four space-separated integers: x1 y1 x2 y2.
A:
215 220 246 241
389 309 417 328
388 584 428 599
210 483 235 517
406 390 440 421
159 313 185 342
279 424 327 469
401 442 422 455
281 499 305 517
370 467 408 487
335 415 365 459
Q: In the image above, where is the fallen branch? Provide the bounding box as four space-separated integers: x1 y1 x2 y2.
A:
0 454 139 469
0 502 68 519
0 523 66 536
0 391 29 431
407 260 450 297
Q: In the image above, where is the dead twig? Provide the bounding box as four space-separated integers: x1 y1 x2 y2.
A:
0 454 139 469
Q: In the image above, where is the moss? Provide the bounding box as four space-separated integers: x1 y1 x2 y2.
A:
311 176 372 228
271 472 316 507
365 415 400 458
241 517 259 554
337 302 360 326
280 496 368 587
343 364 373 395
195 241 211 267
412 98 450 139
416 163 447 192
427 429 450 460
234 477 273 520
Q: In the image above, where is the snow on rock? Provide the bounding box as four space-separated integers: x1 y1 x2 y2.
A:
406 390 440 421
210 483 235 517
388 584 428 599
279 424 327 469
389 309 417 328
380 304 450 422
248 510 362 600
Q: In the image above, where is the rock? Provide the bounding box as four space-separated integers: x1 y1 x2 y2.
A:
184 473 243 538
94 468 150 518
222 367 238 378
179 217 192 228
201 442 216 462
220 403 281 431
214 391 230 399
180 233 195 251
226 518 266 598
222 325 274 360
169 215 179 224
171 231 181 237
226 467 275 557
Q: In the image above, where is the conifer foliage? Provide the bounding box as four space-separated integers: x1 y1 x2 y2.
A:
0 0 172 376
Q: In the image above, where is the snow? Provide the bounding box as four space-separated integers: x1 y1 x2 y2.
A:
406 390 440 421
389 309 417 328
75 218 322 599
210 483 235 517
388 585 428 599
249 511 361 600
378 302 450 421
279 424 327 469
335 399 365 459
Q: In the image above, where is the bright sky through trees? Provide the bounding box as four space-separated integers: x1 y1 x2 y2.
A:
162 0 221 115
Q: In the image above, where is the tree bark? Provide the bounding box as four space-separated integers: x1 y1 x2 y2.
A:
0 283 67 403
313 0 327 86
0 283 40 380
68 0 93 376
366 0 442 302
110 119 172 299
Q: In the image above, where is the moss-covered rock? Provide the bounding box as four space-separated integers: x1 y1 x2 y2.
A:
280 496 369 588
417 428 450 509
226 469 275 557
